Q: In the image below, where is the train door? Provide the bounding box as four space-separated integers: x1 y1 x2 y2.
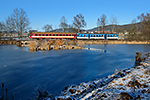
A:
104 34 107 39
88 34 90 39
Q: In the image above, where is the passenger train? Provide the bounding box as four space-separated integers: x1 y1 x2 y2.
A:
28 32 118 40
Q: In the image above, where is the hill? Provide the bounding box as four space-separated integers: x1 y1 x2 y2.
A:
87 22 141 32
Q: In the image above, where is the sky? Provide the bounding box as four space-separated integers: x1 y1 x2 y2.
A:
0 0 150 31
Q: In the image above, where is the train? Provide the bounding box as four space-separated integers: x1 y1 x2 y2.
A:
28 32 118 40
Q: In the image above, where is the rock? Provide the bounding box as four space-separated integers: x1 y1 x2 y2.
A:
93 82 97 86
135 52 142 66
118 72 125 77
100 93 107 98
69 89 76 94
47 45 51 50
38 47 46 51
76 89 81 93
12 41 16 44
119 92 133 99
74 46 82 49
141 57 146 61
16 41 21 46
127 80 142 88
65 46 72 50
53 45 60 50
63 93 67 96
29 47 38 52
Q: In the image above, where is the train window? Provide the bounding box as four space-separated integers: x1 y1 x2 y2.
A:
99 35 100 37
49 34 51 36
56 34 58 36
81 35 82 37
94 35 95 37
66 34 68 36
42 34 45 36
35 34 37 36
84 35 85 37
97 35 98 37
111 35 112 37
102 35 103 37
53 34 55 36
69 34 71 36
39 34 41 36
91 35 92 37
113 35 115 37
46 34 48 36
108 35 109 37
63 34 65 36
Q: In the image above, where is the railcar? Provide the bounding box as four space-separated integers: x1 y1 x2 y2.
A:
106 34 118 39
76 33 118 40
76 33 90 39
89 34 105 39
29 32 77 39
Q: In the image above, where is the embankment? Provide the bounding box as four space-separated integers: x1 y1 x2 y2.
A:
1 40 150 46
78 40 150 44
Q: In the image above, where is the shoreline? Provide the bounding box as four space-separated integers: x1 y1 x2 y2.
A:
80 40 150 44
0 40 150 45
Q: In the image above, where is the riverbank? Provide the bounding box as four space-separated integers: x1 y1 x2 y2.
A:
79 40 150 44
36 52 150 100
0 40 150 46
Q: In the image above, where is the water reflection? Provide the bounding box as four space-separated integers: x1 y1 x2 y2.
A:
83 47 108 53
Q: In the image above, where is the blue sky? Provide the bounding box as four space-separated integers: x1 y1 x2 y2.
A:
0 0 149 31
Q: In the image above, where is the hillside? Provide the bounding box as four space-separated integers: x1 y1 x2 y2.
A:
87 23 141 32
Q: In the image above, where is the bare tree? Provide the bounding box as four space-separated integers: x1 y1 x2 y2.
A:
137 13 150 40
110 15 117 33
11 8 30 39
116 26 124 33
0 21 5 31
42 24 53 32
0 21 5 39
98 14 108 34
128 19 138 34
73 13 86 33
59 16 68 32
67 24 78 33
97 18 101 31
5 16 16 38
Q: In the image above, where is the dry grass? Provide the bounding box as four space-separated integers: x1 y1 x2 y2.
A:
41 40 48 48
55 39 64 46
28 41 38 48
77 40 85 46
47 40 53 45
68 40 77 45
144 69 150 75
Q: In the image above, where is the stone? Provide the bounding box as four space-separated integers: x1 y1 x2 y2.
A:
119 92 133 99
135 52 142 66
69 89 76 94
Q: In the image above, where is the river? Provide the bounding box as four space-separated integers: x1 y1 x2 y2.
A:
0 44 150 99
